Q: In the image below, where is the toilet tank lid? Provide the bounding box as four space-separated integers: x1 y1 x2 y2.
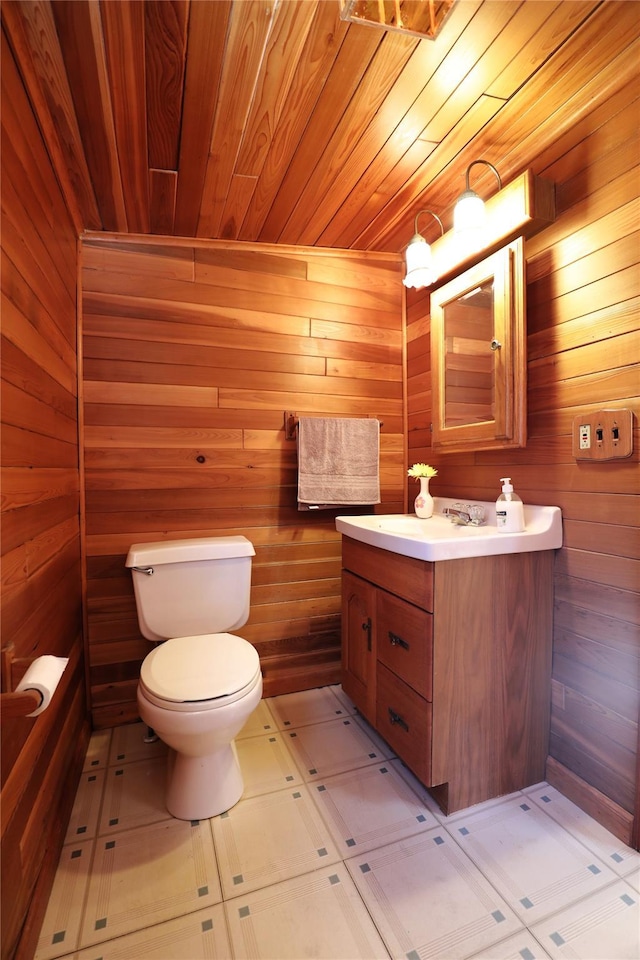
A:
126 535 255 567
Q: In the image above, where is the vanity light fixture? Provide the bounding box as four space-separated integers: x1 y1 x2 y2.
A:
405 169 554 291
403 209 444 289
453 160 502 239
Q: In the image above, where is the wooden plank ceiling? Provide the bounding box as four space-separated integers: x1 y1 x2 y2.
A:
5 0 634 251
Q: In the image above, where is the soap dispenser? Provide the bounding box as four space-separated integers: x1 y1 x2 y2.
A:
496 478 525 532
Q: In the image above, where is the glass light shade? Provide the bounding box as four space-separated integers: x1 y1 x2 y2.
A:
403 235 434 289
453 189 486 233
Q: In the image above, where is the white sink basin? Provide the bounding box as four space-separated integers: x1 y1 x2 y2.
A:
336 497 562 562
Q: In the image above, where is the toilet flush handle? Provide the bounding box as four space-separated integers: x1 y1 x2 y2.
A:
132 565 154 575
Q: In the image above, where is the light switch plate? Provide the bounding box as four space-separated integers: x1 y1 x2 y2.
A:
572 408 634 460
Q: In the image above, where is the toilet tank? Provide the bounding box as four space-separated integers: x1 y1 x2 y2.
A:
125 536 255 643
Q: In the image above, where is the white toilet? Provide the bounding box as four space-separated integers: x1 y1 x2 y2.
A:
125 535 262 821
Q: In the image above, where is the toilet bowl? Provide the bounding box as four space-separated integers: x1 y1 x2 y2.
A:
138 633 262 819
126 536 262 821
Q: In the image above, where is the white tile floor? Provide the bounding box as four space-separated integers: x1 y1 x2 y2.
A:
35 685 640 960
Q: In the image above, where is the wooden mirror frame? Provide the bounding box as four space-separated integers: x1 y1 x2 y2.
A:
430 237 526 454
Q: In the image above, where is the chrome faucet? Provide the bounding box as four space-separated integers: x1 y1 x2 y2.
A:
443 504 486 526
444 507 472 524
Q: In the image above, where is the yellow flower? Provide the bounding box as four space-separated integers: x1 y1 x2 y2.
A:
407 463 438 480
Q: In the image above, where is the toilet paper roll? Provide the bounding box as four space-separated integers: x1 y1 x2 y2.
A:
15 655 69 717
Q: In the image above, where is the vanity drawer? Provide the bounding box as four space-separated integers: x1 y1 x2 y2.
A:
342 538 433 610
376 591 432 701
376 663 432 786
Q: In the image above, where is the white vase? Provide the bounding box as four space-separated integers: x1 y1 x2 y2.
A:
414 476 434 518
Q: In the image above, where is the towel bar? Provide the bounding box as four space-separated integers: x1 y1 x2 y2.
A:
285 411 299 440
284 411 382 440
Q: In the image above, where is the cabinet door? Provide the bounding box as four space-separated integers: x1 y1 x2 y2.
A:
430 238 526 453
341 570 376 723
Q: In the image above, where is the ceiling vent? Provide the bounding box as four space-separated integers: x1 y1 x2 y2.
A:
339 0 456 41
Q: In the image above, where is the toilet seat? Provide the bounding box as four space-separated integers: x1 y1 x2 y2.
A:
139 633 261 712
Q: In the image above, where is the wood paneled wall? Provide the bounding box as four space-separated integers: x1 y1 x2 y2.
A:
406 78 640 844
81 237 404 728
1 29 88 960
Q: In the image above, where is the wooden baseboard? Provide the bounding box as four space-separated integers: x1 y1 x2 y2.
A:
262 661 341 698
546 756 635 848
92 699 141 729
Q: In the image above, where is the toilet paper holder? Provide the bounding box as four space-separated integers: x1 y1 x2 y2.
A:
1 643 58 720
1 687 42 719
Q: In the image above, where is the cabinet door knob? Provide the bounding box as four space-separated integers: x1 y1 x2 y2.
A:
388 631 409 650
388 707 409 733
361 618 372 651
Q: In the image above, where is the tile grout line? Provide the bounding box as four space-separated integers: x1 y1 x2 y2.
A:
37 687 640 959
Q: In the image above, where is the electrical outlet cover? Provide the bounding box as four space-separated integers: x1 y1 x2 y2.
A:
572 408 634 460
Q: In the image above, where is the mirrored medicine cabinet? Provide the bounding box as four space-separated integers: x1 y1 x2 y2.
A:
429 237 526 454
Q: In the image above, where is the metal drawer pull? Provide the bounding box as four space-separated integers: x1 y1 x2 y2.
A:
388 707 409 732
388 631 409 650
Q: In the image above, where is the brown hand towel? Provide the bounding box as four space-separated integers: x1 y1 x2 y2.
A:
297 417 380 510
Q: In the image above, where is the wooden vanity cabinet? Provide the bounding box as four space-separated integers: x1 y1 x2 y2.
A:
341 537 554 815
